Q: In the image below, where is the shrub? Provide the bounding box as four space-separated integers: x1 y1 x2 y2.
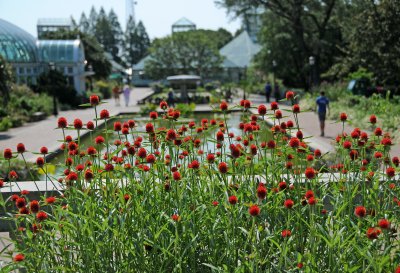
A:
95 80 111 99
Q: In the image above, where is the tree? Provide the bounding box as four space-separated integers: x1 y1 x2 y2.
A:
0 55 13 107
95 8 114 55
88 6 98 35
42 30 111 79
107 9 123 63
144 30 223 79
217 0 343 88
334 0 400 86
79 12 90 33
124 18 150 67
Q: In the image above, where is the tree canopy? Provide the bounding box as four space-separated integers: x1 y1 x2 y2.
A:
0 55 13 107
144 30 224 80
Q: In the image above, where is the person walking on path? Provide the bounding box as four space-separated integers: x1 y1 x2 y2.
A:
123 85 132 107
167 91 175 107
112 85 121 106
316 91 330 137
265 81 272 102
274 81 280 101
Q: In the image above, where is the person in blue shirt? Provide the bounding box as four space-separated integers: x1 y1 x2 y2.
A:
315 91 330 137
265 81 272 102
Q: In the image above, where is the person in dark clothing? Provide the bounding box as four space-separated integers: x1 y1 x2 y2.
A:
265 81 272 102
274 82 280 101
167 91 175 107
315 91 330 137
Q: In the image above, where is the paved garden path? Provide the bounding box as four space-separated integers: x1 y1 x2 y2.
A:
0 88 154 162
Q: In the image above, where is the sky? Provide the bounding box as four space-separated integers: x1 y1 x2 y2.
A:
0 0 241 39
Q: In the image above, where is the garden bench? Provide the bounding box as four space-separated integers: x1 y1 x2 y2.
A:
30 112 46 122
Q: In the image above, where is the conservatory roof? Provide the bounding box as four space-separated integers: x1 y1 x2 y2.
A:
37 18 72 26
172 17 196 27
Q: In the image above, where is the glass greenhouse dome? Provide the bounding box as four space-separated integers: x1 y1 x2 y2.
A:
0 18 38 63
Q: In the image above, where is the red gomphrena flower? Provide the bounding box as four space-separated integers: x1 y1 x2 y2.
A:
38 147 48 155
285 161 293 169
286 90 295 100
121 127 129 135
20 190 29 195
68 141 78 151
374 127 382 136
288 137 300 148
270 101 279 110
190 160 200 169
0 179 4 188
354 206 366 218
16 143 26 154
249 205 260 216
257 184 267 200
374 151 383 159
308 197 317 205
123 194 131 202
216 131 224 142
87 146 97 156
3 148 13 159
313 149 321 158
392 156 400 166
104 163 114 172
57 117 68 128
30 200 40 213
137 148 147 159
305 167 316 179
126 120 135 129
90 95 100 106
266 140 275 149
100 109 109 119
250 144 257 155
339 112 347 122
386 167 395 178
292 104 300 114
173 110 180 119
206 154 215 163
84 169 94 180
212 201 219 207
281 229 292 238
9 170 18 180
275 110 282 119
349 149 358 160
66 171 78 182
366 227 381 240
73 118 83 130
258 104 267 115
297 263 303 269
145 123 154 133
13 253 25 262
306 154 314 162
286 120 294 128
172 171 181 181
395 266 400 273
220 101 228 111
15 197 26 209
369 114 377 124
95 136 105 145
171 214 180 222
278 181 287 191
218 162 228 174
378 219 390 229
381 137 392 146
146 154 156 164
228 195 238 205
113 121 122 131
351 130 359 139
305 190 314 199
342 140 352 149
36 157 45 167
36 211 48 221
11 194 19 202
296 131 304 140
284 199 294 209
86 121 95 130
149 111 158 119
160 101 168 110
46 196 56 204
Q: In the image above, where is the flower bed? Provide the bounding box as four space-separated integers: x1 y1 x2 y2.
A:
1 94 399 272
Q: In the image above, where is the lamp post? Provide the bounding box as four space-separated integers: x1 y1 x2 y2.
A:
309 56 315 90
272 60 277 85
48 62 58 117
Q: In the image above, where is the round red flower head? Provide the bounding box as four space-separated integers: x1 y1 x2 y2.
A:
218 162 228 174
57 117 68 128
100 109 110 119
90 95 100 106
366 227 381 240
73 118 83 130
258 104 267 115
281 229 291 238
378 219 390 229
160 100 168 110
171 214 180 222
36 211 48 221
220 101 228 111
228 195 238 205
305 167 316 180
284 199 294 209
369 114 377 124
354 206 366 218
249 204 260 216
286 90 295 100
386 167 395 178
13 253 25 262
16 143 26 154
339 112 347 122
173 171 181 181
3 148 13 159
